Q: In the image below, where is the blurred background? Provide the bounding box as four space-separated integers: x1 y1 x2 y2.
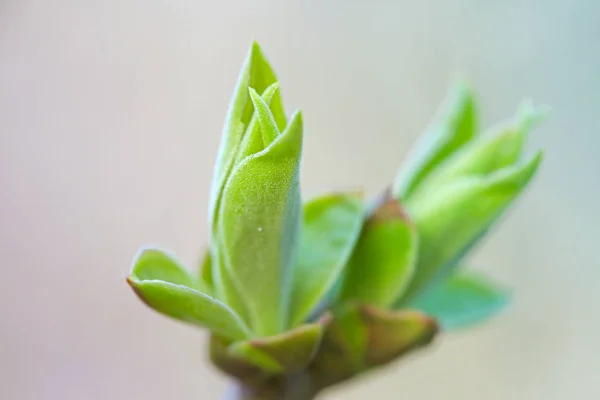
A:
1 0 599 399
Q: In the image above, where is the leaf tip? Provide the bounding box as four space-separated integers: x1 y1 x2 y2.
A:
368 189 413 227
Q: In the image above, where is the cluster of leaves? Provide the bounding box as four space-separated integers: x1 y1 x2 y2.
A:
127 42 544 395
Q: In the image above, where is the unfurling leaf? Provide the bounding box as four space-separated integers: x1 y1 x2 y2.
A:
410 102 546 200
209 83 282 324
399 151 543 302
249 87 281 146
393 82 477 200
218 111 304 337
289 192 364 327
411 270 509 330
339 194 417 307
127 247 251 342
209 42 286 231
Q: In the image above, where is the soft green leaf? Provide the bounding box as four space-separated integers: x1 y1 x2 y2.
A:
399 151 543 303
209 83 281 323
229 322 324 373
249 87 280 146
289 192 365 327
411 102 546 199
127 248 252 342
218 111 304 336
339 195 418 307
393 82 478 200
131 246 201 290
411 270 509 330
232 83 281 164
209 42 286 236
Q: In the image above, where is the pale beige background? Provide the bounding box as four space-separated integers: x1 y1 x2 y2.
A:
1 0 599 399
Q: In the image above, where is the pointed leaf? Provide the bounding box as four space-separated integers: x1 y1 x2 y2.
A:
131 246 202 290
209 83 281 323
400 151 543 302
249 87 281 147
218 111 304 336
289 192 365 327
394 82 477 199
233 83 281 164
127 248 252 342
412 102 546 199
339 194 417 307
411 270 509 330
209 42 286 235
230 322 325 374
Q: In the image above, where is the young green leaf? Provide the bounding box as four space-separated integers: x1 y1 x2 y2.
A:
411 270 509 330
288 192 364 327
233 83 281 163
399 151 543 303
218 111 304 336
229 322 324 374
393 82 478 200
339 195 418 307
209 82 282 323
249 87 280 146
209 42 286 236
127 247 252 342
411 103 546 199
131 246 201 290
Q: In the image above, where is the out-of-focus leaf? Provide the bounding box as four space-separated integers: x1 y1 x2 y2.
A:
399 151 543 302
229 322 324 374
411 270 509 330
289 192 364 327
218 111 303 336
359 306 438 366
209 335 264 381
411 102 546 199
339 195 417 307
393 82 477 200
127 247 251 342
309 306 368 386
310 305 438 387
